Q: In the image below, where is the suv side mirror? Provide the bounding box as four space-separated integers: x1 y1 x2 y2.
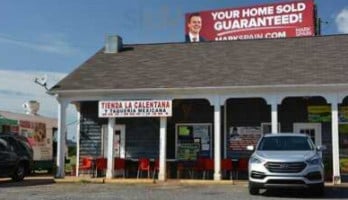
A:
317 145 326 151
247 145 254 151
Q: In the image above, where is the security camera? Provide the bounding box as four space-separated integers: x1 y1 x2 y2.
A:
34 74 48 90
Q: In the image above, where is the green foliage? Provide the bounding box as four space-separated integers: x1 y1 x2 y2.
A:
68 146 76 157
64 156 76 174
340 158 348 173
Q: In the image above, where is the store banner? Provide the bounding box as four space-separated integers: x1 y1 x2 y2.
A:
99 100 172 118
308 105 348 122
339 124 348 173
228 126 261 151
339 106 348 122
185 0 315 42
308 105 331 122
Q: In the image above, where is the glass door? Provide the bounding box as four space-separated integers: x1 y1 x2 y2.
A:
293 123 322 146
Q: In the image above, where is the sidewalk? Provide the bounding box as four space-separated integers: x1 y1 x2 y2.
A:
54 175 247 185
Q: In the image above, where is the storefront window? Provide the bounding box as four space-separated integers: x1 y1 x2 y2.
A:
175 123 211 160
339 124 348 174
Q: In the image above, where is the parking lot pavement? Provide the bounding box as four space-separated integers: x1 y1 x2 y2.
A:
1 177 348 200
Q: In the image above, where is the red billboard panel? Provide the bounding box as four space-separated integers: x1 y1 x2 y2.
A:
185 0 315 42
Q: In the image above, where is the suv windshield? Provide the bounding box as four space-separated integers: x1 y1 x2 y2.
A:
257 136 315 151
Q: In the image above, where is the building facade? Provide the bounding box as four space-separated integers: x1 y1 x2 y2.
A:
50 34 348 184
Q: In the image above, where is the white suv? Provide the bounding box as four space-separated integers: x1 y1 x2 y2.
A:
248 133 325 196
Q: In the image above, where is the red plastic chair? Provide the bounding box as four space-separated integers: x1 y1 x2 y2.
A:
221 159 233 180
79 156 93 175
114 158 126 178
152 158 160 179
176 162 185 179
137 158 151 178
192 157 205 179
203 158 214 179
236 158 248 180
95 157 107 177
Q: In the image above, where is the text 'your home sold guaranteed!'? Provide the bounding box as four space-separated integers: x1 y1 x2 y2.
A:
99 100 172 118
186 0 315 41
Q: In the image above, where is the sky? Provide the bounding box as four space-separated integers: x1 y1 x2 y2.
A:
0 0 348 141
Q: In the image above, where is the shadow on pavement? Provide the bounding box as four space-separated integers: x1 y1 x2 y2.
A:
0 177 55 188
261 186 348 199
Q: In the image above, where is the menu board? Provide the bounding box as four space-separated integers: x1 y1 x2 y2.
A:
176 123 212 159
177 143 200 160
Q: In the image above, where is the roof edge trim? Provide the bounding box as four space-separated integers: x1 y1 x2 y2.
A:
49 83 348 95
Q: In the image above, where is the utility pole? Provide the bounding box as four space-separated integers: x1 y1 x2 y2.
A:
316 17 321 36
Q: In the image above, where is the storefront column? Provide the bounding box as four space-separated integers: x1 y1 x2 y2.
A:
213 98 222 180
223 100 227 159
75 106 81 177
271 103 278 133
158 117 167 181
56 98 68 178
106 118 115 179
331 100 341 184
266 96 280 134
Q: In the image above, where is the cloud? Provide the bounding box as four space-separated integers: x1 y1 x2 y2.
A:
0 33 82 56
336 8 348 33
0 70 64 97
0 70 77 140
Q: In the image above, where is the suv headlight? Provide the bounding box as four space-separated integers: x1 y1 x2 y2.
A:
306 157 321 165
250 156 263 164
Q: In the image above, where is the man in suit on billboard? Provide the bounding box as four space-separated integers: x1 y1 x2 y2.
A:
185 13 206 42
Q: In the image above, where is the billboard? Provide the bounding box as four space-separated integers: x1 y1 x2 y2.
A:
185 0 315 42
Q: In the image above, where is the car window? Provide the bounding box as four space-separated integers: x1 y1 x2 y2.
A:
17 139 32 153
0 137 9 151
6 137 18 152
258 136 314 151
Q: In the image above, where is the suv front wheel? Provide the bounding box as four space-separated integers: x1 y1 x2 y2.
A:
12 163 26 182
249 182 259 195
310 183 325 196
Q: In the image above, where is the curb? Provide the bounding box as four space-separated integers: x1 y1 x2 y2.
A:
54 176 247 185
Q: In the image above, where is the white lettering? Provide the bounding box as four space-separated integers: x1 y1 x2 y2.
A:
211 10 240 20
296 27 312 36
265 31 287 38
242 6 274 17
214 13 302 32
215 33 264 41
276 2 306 14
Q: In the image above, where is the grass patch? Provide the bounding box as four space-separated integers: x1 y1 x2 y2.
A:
79 179 92 183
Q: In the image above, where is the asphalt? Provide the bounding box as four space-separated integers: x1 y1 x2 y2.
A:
2 176 348 200
2 175 348 188
46 175 348 187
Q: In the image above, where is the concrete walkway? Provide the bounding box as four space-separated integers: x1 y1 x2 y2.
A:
54 176 246 185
